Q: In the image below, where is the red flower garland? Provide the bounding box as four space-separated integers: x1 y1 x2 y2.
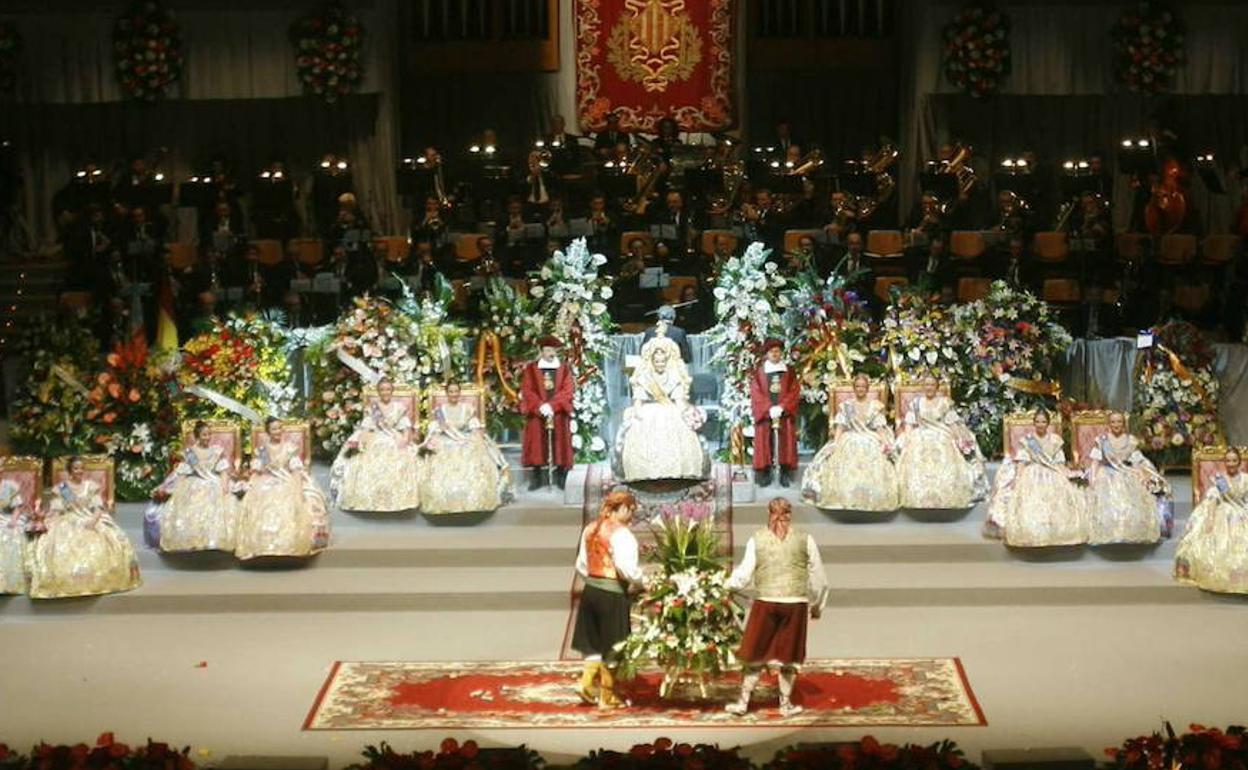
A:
112 0 184 101
1113 1 1185 94
942 1 1011 98
290 2 365 104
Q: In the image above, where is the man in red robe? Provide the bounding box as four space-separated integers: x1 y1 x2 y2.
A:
519 335 575 490
750 338 799 487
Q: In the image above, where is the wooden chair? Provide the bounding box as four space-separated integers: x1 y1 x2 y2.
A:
1115 232 1151 263
360 385 420 428
1172 283 1211 315
661 276 699 303
1068 409 1115 465
892 379 951 429
1042 278 1081 304
827 378 888 419
425 384 487 427
1157 234 1197 266
1191 445 1248 505
1200 234 1239 266
700 229 737 257
956 277 991 302
179 419 243 472
249 239 285 266
166 242 198 271
454 234 482 262
783 229 821 255
620 230 654 257
866 229 904 258
0 456 44 518
249 420 312 466
1032 231 1069 264
873 276 907 304
373 236 411 265
1002 411 1042 459
50 455 116 509
289 238 325 270
950 231 987 261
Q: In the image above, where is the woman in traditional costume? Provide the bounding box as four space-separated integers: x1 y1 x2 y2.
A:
27 456 141 599
802 374 899 512
0 478 31 594
235 417 331 560
1175 447 1248 594
330 379 422 512
612 335 708 482
148 420 240 552
419 381 513 514
986 409 1088 547
1084 411 1170 545
895 374 988 509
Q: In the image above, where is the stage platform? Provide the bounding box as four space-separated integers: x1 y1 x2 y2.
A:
1 463 1246 766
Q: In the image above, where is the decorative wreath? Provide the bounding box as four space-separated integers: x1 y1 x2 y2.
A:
290 2 365 104
941 1 1010 98
112 0 183 101
0 20 21 97
1112 1 1184 94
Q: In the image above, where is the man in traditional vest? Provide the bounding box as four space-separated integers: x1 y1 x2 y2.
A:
518 335 575 490
572 489 643 709
749 339 800 487
725 497 827 717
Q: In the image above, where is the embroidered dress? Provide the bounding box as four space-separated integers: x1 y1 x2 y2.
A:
1085 433 1169 545
803 398 899 512
896 395 989 509
986 431 1088 547
419 402 513 514
612 338 708 482
1175 471 1248 594
331 399 422 512
235 440 331 560
27 480 141 599
0 480 29 594
149 444 239 552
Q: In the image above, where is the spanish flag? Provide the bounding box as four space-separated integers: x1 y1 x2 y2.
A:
154 273 178 351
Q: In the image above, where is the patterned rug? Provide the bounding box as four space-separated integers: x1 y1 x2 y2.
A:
560 462 735 659
303 658 985 730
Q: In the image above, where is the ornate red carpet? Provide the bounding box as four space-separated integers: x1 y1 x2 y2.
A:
303 659 985 730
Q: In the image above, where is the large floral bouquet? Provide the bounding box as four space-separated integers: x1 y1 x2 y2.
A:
1132 321 1220 466
1108 724 1247 770
879 289 969 382
615 512 743 698
476 277 544 436
530 238 615 462
706 242 790 460
1113 2 1184 94
113 1 183 101
765 737 977 770
0 20 21 97
177 315 296 434
953 281 1072 456
942 2 1010 98
290 1 365 104
9 314 102 457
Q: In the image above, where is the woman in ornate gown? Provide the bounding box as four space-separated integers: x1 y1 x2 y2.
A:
235 417 331 560
986 410 1088 547
1084 411 1170 545
0 478 30 594
419 381 514 514
149 420 240 553
1175 447 1248 594
612 335 708 482
802 374 899 512
896 374 989 509
331 379 422 512
27 456 141 599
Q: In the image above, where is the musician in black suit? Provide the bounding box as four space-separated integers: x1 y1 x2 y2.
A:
545 115 582 176
518 150 558 215
593 112 632 159
585 192 619 262
498 196 538 277
641 304 691 362
651 190 698 272
204 200 248 289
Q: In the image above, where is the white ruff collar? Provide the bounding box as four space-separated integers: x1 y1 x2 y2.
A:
538 358 561 370
763 361 788 374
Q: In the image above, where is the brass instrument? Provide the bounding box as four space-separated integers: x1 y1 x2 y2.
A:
856 144 899 222
623 140 666 216
941 143 978 203
772 150 823 215
788 148 825 177
995 190 1032 232
1052 198 1078 231
707 160 746 216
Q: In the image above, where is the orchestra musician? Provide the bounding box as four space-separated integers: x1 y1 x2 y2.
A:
585 192 618 260
651 190 698 271
593 112 632 159
544 115 582 176
411 194 451 255
741 188 783 252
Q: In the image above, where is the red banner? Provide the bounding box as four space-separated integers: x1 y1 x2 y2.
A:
575 0 736 133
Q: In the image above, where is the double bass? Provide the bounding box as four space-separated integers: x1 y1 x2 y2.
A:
1143 158 1189 235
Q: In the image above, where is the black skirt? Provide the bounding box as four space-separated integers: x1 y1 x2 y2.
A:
571 584 632 659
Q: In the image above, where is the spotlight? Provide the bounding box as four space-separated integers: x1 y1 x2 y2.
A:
1063 160 1075 171
76 170 87 178
320 160 332 169
336 160 348 170
469 145 481 154
153 172 165 182
534 139 546 148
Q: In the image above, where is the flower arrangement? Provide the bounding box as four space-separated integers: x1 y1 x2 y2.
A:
952 281 1072 456
1113 1 1184 94
112 1 183 101
345 739 542 770
1108 724 1246 770
764 737 977 770
706 242 790 459
577 739 750 770
615 512 743 698
529 238 616 462
942 2 1010 98
476 278 543 436
9 314 103 457
290 1 365 104
1132 321 1220 466
0 20 22 97
4 734 196 770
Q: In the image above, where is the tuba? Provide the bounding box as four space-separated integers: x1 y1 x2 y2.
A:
942 143 978 200
707 160 746 217
856 144 899 222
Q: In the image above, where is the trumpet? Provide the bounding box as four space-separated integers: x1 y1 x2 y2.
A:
786 149 825 177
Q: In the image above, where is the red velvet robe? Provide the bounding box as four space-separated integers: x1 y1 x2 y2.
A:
750 364 799 470
519 361 575 468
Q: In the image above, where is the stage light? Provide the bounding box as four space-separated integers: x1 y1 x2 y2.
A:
273 171 284 180
336 160 348 170
1063 160 1075 170
534 139 546 148
469 145 481 154
320 160 331 169
76 170 87 178
92 169 102 177
259 171 271 179
483 145 496 155
769 160 781 168
154 172 165 182
1001 159 1016 168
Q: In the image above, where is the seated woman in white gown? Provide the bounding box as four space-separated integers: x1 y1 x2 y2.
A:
802 374 898 512
418 382 514 514
986 409 1088 547
612 335 709 482
235 418 331 560
1175 447 1248 594
896 374 988 509
27 456 141 599
149 420 240 553
1084 411 1170 545
0 476 31 595
330 379 422 512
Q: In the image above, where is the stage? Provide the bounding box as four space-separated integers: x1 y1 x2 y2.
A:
1 461 1246 765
